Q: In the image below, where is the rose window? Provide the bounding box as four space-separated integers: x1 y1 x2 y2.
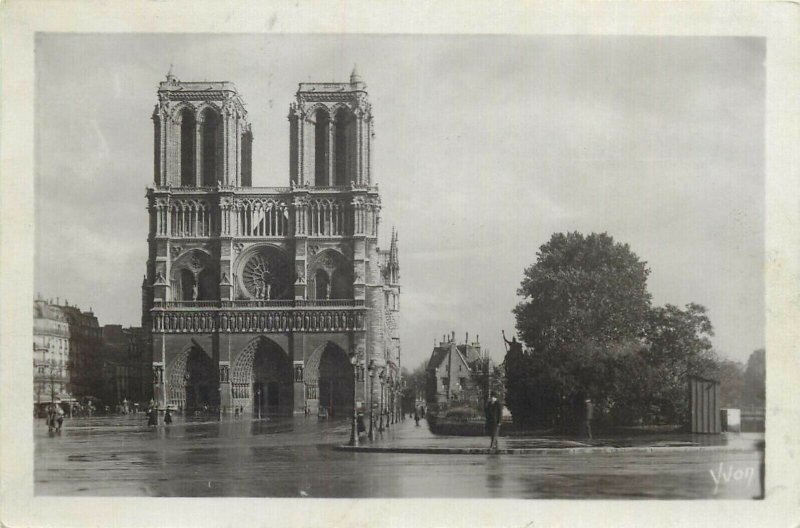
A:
242 248 291 300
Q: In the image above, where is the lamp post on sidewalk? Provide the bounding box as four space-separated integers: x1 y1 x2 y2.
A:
385 374 394 429
348 349 362 446
256 388 262 420
378 368 386 432
368 360 376 441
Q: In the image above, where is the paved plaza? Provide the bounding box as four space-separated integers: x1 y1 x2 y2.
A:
34 414 763 499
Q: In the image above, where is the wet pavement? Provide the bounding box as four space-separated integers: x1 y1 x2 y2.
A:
35 414 764 499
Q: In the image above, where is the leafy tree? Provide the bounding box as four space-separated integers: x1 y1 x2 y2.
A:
716 359 744 408
641 303 718 424
466 355 505 407
508 232 652 428
400 362 428 413
742 348 765 407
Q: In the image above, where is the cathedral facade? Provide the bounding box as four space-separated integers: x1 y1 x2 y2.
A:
143 68 400 416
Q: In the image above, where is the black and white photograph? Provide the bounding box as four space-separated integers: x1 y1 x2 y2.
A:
2 2 798 527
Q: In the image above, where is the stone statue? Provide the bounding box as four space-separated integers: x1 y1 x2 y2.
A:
265 283 272 300
502 330 522 355
192 283 198 301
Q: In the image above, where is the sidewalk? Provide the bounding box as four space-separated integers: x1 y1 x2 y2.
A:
336 417 765 455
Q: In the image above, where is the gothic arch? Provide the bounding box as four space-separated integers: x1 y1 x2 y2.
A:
170 249 217 301
195 102 222 120
305 341 354 417
311 107 330 186
304 103 331 124
308 249 352 300
231 336 293 414
333 106 356 186
166 340 216 410
198 106 223 186
178 107 196 186
170 102 197 123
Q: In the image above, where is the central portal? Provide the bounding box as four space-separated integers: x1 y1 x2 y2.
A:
251 339 292 416
231 337 293 416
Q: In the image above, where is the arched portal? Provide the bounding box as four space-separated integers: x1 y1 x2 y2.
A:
167 342 217 412
307 342 353 418
231 337 292 415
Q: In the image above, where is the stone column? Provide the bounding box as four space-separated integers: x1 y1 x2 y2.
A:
327 120 335 186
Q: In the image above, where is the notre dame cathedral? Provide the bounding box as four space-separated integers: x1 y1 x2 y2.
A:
143 67 401 417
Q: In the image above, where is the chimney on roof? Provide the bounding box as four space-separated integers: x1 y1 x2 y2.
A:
477 334 480 343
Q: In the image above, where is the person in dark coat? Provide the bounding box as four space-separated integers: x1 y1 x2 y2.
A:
164 407 172 425
485 391 502 450
147 407 158 427
414 407 420 426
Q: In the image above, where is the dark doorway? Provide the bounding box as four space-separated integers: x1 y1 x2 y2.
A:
318 343 354 417
253 382 265 415
185 346 217 412
251 338 292 415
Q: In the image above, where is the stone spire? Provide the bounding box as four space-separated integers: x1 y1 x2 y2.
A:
388 227 399 284
350 64 363 85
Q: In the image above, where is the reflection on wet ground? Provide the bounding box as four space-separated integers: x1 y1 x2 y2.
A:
35 414 763 498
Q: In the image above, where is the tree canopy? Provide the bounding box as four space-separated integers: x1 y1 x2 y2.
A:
513 232 651 352
506 231 728 429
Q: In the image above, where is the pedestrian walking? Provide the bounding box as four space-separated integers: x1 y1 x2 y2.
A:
414 408 420 426
484 391 502 450
164 407 173 425
55 405 65 433
147 407 158 427
46 405 57 433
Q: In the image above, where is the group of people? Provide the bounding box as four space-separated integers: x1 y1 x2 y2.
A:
146 406 173 427
45 404 65 433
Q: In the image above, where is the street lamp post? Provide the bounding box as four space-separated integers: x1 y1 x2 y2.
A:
378 368 386 432
257 388 262 420
348 350 360 446
218 386 222 422
386 378 392 430
368 361 376 441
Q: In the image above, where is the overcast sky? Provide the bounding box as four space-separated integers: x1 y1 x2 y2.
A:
35 34 765 368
